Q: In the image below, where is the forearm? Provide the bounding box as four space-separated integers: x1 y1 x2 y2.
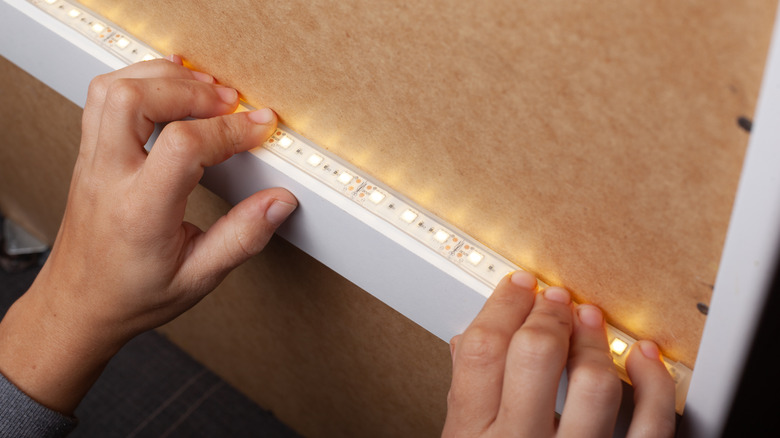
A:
0 281 123 415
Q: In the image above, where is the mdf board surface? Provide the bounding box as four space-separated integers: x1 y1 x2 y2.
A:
0 57 452 437
79 0 778 367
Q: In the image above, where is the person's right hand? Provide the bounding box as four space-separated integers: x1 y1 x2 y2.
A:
443 271 676 437
0 55 296 415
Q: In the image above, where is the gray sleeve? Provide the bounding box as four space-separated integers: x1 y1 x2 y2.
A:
0 372 77 437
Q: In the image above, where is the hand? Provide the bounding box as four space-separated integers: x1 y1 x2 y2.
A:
0 55 297 414
443 271 676 437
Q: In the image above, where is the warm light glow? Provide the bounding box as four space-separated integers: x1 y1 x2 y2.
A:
68 9 81 18
278 136 293 148
400 209 418 223
468 251 484 265
307 154 324 167
609 338 629 356
433 230 450 244
45 0 57 4
116 37 131 49
369 190 386 204
91 22 106 33
338 172 353 185
142 54 157 61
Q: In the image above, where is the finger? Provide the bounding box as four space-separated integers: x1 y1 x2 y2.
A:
557 304 622 438
82 58 214 154
494 286 573 437
625 341 676 438
139 109 277 225
442 271 537 436
449 334 461 366
176 187 298 296
93 78 241 170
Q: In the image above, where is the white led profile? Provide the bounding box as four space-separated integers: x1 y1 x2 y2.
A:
25 0 160 65
16 0 692 413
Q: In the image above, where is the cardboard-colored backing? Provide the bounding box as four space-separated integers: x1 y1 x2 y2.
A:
0 56 451 437
77 0 778 368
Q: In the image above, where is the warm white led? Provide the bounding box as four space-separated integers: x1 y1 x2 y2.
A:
609 338 629 356
433 230 450 243
142 54 157 61
400 209 418 224
338 172 353 185
278 136 293 148
468 251 484 265
307 154 324 167
68 9 81 18
91 22 106 33
116 37 131 49
45 0 57 4
369 190 385 204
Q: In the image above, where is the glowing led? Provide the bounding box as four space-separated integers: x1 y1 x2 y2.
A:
609 338 629 356
338 172 353 185
91 22 106 33
278 136 293 148
307 154 324 167
142 54 157 61
369 190 385 204
116 37 131 49
68 9 81 18
468 251 484 265
433 230 450 243
45 0 57 4
400 209 418 224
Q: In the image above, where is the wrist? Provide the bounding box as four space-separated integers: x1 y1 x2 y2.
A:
0 279 125 414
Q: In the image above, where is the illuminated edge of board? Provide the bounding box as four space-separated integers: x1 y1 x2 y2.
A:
0 0 712 417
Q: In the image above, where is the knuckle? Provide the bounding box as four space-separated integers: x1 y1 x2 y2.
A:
457 326 507 367
488 289 528 308
86 73 112 103
213 116 243 154
104 78 144 110
511 325 567 363
570 361 621 403
160 121 199 159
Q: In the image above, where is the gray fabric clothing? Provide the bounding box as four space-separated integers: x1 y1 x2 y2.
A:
0 372 76 438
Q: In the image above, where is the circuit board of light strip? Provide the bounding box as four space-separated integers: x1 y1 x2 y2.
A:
26 0 692 412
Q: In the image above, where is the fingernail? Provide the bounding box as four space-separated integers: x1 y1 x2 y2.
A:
577 304 603 328
510 270 537 290
265 200 297 226
544 287 570 304
165 54 183 65
214 87 237 105
638 340 661 360
191 70 215 83
248 108 276 125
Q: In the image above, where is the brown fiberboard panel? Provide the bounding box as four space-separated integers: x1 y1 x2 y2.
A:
0 57 81 243
79 0 778 368
0 56 452 438
165 187 452 437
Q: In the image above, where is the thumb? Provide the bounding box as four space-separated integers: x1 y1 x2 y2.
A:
179 187 297 291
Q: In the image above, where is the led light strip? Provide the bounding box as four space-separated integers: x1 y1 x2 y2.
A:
32 0 157 64
20 0 691 412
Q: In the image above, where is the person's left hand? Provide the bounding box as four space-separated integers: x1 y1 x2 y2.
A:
0 55 297 414
442 271 676 437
